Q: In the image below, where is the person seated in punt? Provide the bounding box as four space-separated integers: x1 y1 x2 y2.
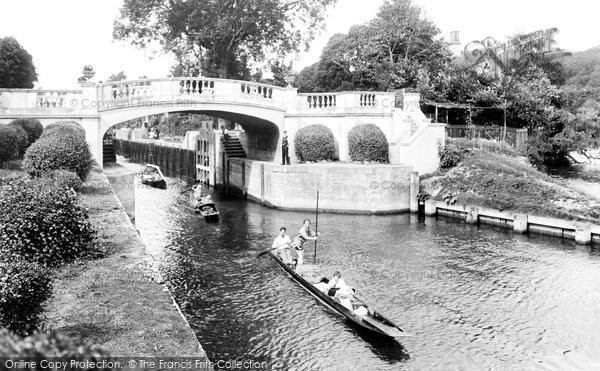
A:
318 271 354 311
271 227 292 266
201 204 215 213
191 181 203 201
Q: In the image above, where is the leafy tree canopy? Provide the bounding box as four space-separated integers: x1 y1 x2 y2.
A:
114 0 336 79
0 37 37 88
295 0 451 92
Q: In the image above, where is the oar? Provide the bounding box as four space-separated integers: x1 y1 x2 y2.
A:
254 242 288 258
314 189 319 264
180 187 193 194
254 246 278 258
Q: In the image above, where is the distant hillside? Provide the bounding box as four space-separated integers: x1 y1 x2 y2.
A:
560 45 600 76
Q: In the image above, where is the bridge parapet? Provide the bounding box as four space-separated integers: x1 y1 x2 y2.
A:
293 91 397 113
0 89 83 110
93 77 288 112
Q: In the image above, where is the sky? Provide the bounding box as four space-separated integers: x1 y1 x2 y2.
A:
1 0 599 89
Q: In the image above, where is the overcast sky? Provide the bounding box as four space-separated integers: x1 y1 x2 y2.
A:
0 0 598 89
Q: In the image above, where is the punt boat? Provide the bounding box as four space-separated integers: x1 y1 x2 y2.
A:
140 164 167 189
269 251 411 339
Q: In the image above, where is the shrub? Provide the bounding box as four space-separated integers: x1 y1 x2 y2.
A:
23 131 92 180
9 118 43 146
8 123 28 157
0 125 21 164
0 178 96 267
42 169 83 192
439 147 463 168
42 121 85 139
0 259 52 335
348 124 389 163
294 124 335 162
0 329 111 359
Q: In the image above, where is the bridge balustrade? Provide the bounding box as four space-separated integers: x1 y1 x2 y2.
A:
297 92 396 111
37 91 70 108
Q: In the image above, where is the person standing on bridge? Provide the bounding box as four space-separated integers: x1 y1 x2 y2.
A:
290 218 319 266
281 131 290 165
220 125 229 143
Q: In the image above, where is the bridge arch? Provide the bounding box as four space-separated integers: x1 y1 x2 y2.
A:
98 102 284 164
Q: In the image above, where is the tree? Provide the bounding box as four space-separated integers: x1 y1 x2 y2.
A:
114 0 336 79
295 0 450 92
0 37 37 88
106 71 127 82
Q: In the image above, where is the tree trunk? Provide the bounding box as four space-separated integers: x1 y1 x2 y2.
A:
219 57 228 78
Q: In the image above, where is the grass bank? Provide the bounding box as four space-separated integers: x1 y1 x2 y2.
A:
423 145 600 223
39 163 205 357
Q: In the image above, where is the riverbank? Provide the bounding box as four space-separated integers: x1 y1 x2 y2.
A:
422 148 600 223
41 163 206 357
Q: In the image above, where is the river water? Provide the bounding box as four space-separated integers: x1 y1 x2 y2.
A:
123 161 600 370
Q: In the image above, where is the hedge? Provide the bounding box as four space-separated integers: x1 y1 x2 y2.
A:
42 169 83 192
23 130 92 180
0 329 111 359
294 124 336 162
0 259 52 335
9 118 43 146
0 178 96 267
0 125 21 164
348 124 389 163
42 121 86 139
8 123 29 157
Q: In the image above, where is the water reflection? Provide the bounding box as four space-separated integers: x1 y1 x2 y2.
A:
123 160 600 370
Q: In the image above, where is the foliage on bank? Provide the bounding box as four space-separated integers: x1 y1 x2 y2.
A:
0 178 96 267
0 259 52 335
348 124 389 163
9 118 43 146
0 329 111 357
42 121 87 140
0 126 23 164
23 122 92 180
294 124 336 162
42 169 83 192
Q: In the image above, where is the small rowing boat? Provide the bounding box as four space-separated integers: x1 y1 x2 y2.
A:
140 164 167 189
192 196 220 223
269 251 411 339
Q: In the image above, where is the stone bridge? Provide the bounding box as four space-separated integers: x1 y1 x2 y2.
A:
0 77 445 173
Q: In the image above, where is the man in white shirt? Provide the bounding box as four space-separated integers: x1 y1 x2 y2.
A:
272 227 292 265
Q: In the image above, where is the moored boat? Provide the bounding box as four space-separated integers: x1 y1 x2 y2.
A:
268 251 410 339
140 164 167 189
192 196 220 223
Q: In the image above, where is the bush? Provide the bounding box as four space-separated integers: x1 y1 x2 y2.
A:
294 124 336 162
8 123 28 157
0 178 96 267
439 147 463 168
0 329 111 359
9 118 43 146
0 125 21 164
0 259 52 335
42 121 86 139
348 124 389 163
42 169 83 192
23 131 92 180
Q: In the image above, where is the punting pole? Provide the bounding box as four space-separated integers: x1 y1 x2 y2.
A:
314 189 319 264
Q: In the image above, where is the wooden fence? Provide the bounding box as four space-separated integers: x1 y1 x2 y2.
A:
113 139 196 181
445 125 527 153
